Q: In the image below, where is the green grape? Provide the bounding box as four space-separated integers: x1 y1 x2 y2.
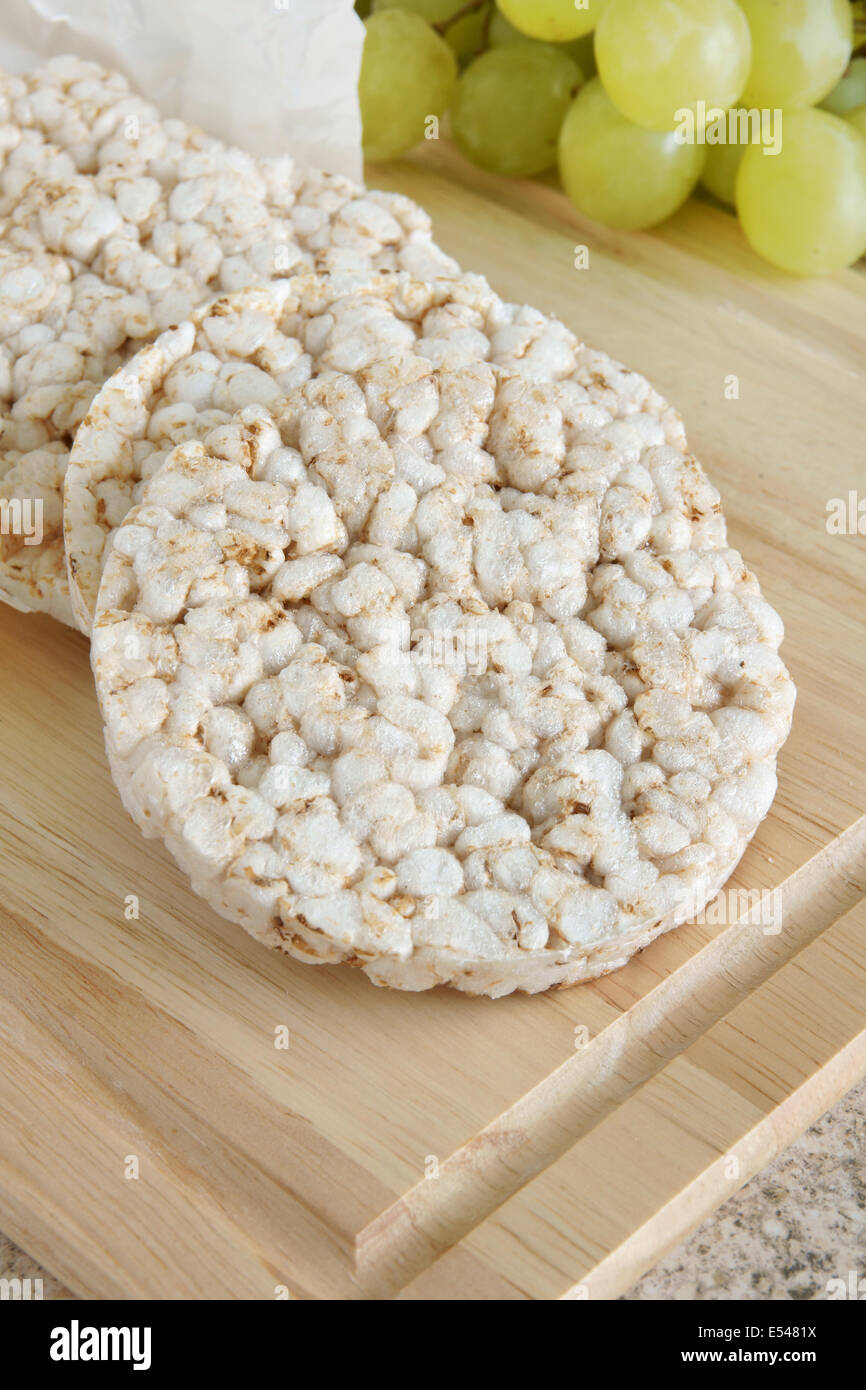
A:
359 11 457 161
495 0 609 42
372 0 485 61
490 6 546 44
558 77 706 228
451 44 581 176
595 0 750 133
700 139 744 206
355 0 373 17
821 56 866 115
738 0 852 109
844 103 866 141
736 109 866 274
490 8 597 71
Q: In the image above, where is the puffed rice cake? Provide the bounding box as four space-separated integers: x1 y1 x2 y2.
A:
66 264 685 631
88 274 795 996
0 55 459 625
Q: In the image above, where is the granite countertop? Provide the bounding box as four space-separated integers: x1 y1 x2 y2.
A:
3 1076 864 1300
626 1076 866 1301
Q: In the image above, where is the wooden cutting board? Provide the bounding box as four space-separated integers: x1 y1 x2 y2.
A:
1 142 865 1301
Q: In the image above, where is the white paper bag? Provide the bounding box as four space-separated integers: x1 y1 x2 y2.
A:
0 0 365 180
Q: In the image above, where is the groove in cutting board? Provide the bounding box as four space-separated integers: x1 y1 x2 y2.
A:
357 816 866 1295
432 895 866 1302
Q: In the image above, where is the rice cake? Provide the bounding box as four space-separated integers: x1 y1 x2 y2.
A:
0 56 458 625
88 275 795 995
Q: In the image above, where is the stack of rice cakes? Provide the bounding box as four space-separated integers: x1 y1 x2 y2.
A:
0 59 795 995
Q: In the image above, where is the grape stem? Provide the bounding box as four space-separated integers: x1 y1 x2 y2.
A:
431 0 492 39
479 0 494 49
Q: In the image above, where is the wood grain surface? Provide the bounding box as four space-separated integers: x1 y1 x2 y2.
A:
0 143 864 1299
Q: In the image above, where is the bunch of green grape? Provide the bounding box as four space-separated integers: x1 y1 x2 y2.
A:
356 0 866 276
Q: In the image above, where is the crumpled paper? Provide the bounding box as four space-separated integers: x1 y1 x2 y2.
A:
0 0 365 180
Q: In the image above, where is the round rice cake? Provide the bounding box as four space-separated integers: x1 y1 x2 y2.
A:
0 225 155 623
88 274 795 995
2 66 458 308
0 60 459 625
66 274 686 631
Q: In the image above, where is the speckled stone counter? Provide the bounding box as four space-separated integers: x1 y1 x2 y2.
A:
2 1078 864 1300
625 1076 866 1301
